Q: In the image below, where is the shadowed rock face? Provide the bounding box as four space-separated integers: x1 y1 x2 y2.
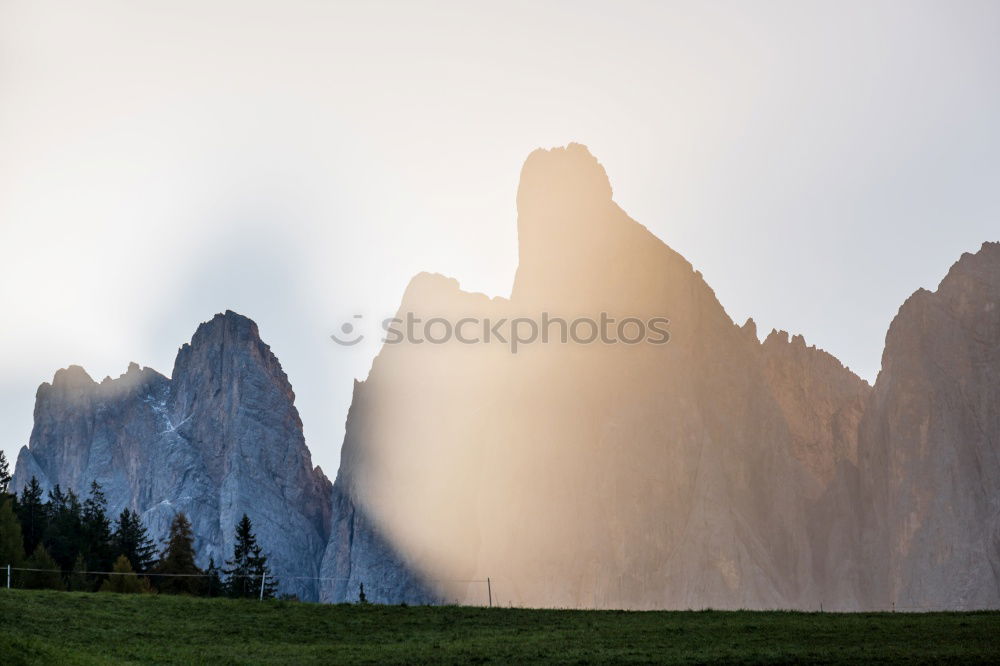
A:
12 311 332 601
319 144 875 609
857 242 1000 610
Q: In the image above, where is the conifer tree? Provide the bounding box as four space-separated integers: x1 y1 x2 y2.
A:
0 496 24 570
22 544 64 590
223 514 277 599
0 450 10 495
81 480 114 576
112 508 156 573
223 514 257 598
100 554 152 594
154 512 203 595
44 485 83 572
67 553 92 591
205 557 224 597
16 477 47 556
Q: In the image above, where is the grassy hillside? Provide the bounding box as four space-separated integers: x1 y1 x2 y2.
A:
1 589 998 664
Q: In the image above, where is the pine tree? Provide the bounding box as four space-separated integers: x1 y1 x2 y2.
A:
15 476 47 556
43 485 82 572
223 514 277 599
22 544 64 590
112 508 156 573
81 480 114 577
100 554 152 594
154 512 203 595
223 514 257 598
0 450 10 495
67 553 92 592
205 557 224 597
0 496 24 570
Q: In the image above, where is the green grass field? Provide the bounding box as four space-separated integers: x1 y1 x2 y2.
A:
1 589 998 664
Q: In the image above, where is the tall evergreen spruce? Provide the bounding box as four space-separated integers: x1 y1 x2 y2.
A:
223 514 277 599
0 496 24 570
0 450 10 494
205 557 224 597
43 485 82 572
113 508 156 573
155 512 203 595
67 553 91 591
80 480 114 577
16 477 47 557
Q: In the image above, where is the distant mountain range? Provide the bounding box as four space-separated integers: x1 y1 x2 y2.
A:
14 144 1000 609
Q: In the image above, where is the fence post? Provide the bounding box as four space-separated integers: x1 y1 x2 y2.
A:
259 573 266 601
487 577 492 608
6 564 9 589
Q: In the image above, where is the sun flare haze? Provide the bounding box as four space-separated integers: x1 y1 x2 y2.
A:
2 5 1000 660
3 1 997 477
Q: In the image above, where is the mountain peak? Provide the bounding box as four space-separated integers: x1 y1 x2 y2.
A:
189 310 260 344
512 142 683 312
175 310 268 367
517 143 612 218
49 365 96 390
938 240 1000 292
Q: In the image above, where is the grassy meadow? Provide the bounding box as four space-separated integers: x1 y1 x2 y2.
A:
1 589 998 664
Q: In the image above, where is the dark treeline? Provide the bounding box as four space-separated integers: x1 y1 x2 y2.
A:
0 453 278 599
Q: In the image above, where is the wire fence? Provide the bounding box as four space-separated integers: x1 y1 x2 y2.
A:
3 566 484 583
1 563 495 604
2 565 995 612
3 563 281 600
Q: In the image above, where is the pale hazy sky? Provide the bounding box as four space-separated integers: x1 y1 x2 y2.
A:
1 1 998 477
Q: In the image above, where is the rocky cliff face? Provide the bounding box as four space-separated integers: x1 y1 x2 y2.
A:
754 327 873 609
12 311 332 601
856 242 1000 610
320 145 999 610
758 328 870 495
318 144 874 609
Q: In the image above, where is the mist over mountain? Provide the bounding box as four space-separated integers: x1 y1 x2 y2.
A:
14 145 1000 610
